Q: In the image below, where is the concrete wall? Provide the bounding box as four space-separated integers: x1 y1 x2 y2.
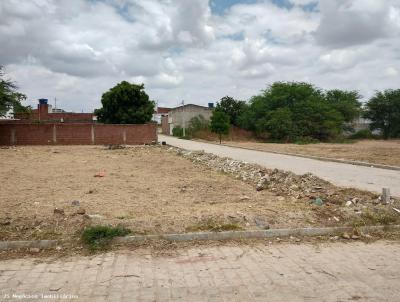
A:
0 123 157 145
168 105 212 133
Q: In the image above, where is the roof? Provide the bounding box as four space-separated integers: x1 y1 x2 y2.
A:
169 104 211 111
156 107 171 114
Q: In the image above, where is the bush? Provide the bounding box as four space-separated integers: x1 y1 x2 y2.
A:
81 225 131 250
350 129 374 139
172 126 184 137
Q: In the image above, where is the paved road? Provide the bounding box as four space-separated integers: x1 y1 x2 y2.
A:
0 242 399 301
159 135 400 197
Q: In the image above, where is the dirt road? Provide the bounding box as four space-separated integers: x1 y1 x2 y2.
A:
159 135 400 197
1 241 399 301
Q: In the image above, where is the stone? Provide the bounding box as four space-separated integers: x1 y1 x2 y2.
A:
76 208 86 215
313 197 324 206
55 246 62 251
29 247 40 253
71 200 80 206
240 196 250 201
345 200 353 207
256 184 264 191
254 217 269 230
351 235 360 240
342 233 351 239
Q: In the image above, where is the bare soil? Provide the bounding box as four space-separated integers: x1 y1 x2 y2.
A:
0 145 399 242
219 140 400 167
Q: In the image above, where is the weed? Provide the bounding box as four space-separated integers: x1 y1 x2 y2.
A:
81 225 131 251
351 209 398 228
185 219 242 233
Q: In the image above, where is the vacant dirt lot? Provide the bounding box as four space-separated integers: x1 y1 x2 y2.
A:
221 140 400 167
0 145 399 242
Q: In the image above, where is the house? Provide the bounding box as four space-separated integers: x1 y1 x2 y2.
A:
14 99 95 123
152 106 171 124
162 103 213 135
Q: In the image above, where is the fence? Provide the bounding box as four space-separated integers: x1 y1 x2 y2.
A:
0 122 157 145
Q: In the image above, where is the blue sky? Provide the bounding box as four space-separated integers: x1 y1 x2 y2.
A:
1 0 399 111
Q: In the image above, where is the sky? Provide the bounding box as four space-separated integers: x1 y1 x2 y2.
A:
1 0 399 112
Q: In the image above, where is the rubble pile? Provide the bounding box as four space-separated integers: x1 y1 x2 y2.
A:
168 147 380 205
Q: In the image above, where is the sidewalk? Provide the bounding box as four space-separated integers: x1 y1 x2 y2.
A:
1 241 399 301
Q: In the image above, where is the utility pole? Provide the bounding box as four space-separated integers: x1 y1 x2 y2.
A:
182 100 185 137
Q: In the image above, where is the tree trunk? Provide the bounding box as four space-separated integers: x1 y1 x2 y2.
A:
219 133 222 144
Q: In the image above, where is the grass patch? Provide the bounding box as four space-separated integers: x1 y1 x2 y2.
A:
81 225 131 251
352 209 399 228
185 219 242 233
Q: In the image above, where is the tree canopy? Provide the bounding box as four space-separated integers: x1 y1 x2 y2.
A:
215 96 246 126
238 82 360 141
210 111 230 144
364 89 400 139
95 81 154 124
0 66 27 117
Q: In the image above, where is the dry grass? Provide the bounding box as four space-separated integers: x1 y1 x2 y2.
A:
0 145 399 242
221 140 400 167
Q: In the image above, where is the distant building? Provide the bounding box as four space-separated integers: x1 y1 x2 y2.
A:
152 106 171 125
163 103 213 135
14 99 95 123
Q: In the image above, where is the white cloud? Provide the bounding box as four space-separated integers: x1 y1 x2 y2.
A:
0 0 399 111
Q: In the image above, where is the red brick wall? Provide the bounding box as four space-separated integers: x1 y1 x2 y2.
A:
0 123 157 145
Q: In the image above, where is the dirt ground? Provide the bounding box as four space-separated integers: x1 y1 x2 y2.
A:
0 145 399 242
219 140 400 167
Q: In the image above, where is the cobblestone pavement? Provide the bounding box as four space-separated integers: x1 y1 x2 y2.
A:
0 241 399 302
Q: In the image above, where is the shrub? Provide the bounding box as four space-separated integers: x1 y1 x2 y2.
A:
350 129 374 139
81 225 131 250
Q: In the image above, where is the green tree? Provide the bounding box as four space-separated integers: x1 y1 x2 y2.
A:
364 89 400 139
240 82 346 141
215 96 246 126
95 81 154 124
0 66 27 117
210 111 230 144
324 89 361 122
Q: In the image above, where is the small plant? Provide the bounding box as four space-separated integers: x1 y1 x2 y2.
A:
81 225 131 250
352 209 398 227
349 129 374 140
185 219 242 233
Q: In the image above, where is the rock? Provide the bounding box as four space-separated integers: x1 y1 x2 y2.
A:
54 208 65 215
87 214 104 219
94 171 106 177
351 235 360 240
240 196 250 201
76 208 86 215
342 232 351 239
330 236 339 240
55 246 62 251
71 200 80 206
313 197 324 206
29 247 40 253
333 216 340 222
254 217 269 230
256 184 264 191
345 200 353 207
0 220 11 226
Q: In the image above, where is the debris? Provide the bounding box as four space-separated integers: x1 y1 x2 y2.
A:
71 200 80 206
313 197 324 206
53 208 65 215
330 236 339 240
76 208 86 215
240 196 250 201
345 200 353 207
393 207 400 214
29 247 40 253
342 232 351 239
49 287 61 292
94 171 106 177
55 246 62 251
256 184 264 191
87 214 104 219
254 217 269 230
333 216 340 222
351 235 360 240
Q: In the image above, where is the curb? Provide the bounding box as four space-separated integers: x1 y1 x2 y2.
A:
0 240 57 251
1 225 399 251
188 139 400 171
114 225 400 244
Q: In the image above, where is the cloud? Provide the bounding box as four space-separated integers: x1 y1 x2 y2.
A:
0 0 399 111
